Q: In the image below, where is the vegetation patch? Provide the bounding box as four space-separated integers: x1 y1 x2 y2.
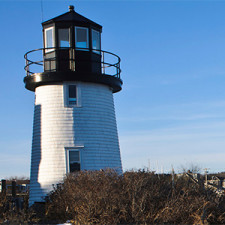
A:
1 170 225 224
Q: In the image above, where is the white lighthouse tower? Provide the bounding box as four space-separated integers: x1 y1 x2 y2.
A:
24 6 123 205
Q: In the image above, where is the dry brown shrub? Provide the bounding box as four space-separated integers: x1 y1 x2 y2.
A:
45 170 172 224
45 170 225 224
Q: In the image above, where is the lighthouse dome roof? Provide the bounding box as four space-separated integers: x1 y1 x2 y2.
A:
42 5 102 31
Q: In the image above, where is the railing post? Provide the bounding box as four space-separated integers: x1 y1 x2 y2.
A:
119 61 121 78
102 51 105 74
42 48 45 72
25 55 29 76
70 47 76 71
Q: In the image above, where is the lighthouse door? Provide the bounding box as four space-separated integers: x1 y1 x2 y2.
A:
67 150 81 172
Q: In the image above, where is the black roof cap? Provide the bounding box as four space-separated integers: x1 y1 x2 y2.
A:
42 5 102 31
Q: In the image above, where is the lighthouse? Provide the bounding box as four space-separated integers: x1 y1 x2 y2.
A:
24 6 123 205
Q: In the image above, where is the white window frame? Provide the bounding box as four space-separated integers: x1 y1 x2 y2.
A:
65 147 83 173
45 27 55 53
92 29 101 54
64 83 81 107
75 26 89 50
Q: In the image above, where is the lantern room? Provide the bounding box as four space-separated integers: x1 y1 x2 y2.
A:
42 5 102 73
24 5 122 93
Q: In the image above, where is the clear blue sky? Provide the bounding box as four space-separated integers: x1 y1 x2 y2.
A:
1 0 225 177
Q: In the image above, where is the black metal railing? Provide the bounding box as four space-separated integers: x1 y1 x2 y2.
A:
24 47 121 79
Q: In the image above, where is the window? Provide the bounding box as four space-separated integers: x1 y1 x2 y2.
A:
58 28 70 47
45 27 54 52
67 150 80 172
75 27 89 50
68 85 77 105
92 30 100 54
64 84 81 107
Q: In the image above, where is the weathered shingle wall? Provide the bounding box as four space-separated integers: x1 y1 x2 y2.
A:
29 82 122 204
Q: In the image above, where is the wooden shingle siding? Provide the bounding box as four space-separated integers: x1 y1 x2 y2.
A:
29 82 122 204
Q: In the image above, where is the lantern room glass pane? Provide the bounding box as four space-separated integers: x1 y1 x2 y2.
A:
58 28 70 47
75 27 89 50
45 27 54 52
92 30 100 54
